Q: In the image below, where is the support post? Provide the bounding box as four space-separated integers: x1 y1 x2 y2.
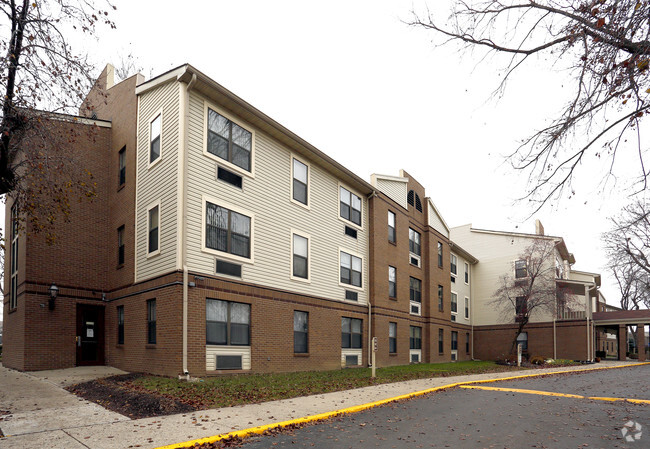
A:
637 325 646 362
618 324 627 361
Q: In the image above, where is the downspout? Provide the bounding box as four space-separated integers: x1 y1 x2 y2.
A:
366 190 377 367
553 318 557 359
368 300 372 366
181 71 198 378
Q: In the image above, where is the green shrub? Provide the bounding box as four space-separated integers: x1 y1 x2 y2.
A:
530 355 545 365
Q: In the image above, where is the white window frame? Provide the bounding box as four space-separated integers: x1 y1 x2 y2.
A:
203 101 256 178
338 247 364 292
465 296 470 319
515 258 529 279
338 183 364 230
290 154 310 209
147 109 163 169
464 262 469 284
290 229 311 283
201 195 255 264
450 253 458 277
146 200 161 258
451 291 458 315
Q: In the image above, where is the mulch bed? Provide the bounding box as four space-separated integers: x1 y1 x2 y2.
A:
66 373 196 419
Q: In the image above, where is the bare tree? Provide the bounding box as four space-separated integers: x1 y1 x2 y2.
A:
603 200 650 309
0 0 116 237
411 1 650 211
491 239 571 354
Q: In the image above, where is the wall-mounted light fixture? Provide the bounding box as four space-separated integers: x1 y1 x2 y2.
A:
48 283 59 310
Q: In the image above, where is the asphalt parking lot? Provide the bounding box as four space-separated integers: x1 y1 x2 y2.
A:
241 365 650 448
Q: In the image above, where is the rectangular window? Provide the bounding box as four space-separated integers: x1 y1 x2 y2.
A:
205 202 251 259
150 114 161 164
341 317 362 349
9 205 18 309
147 205 159 254
438 329 444 354
517 332 528 351
294 311 308 353
389 322 397 354
516 296 528 320
410 326 422 350
515 259 528 278
464 262 469 284
207 108 252 172
438 285 444 311
388 266 396 298
450 254 457 275
117 306 124 345
206 299 251 346
292 234 309 279
451 331 458 351
117 225 125 266
118 146 126 186
466 332 470 354
465 297 469 319
410 277 422 303
451 292 458 313
409 228 421 256
292 158 308 205
147 299 156 344
340 251 362 287
437 242 443 267
340 186 361 226
388 211 396 243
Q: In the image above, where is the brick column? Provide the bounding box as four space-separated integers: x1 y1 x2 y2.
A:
637 325 646 362
618 324 627 361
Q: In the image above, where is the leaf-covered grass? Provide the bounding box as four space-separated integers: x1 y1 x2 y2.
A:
130 361 519 410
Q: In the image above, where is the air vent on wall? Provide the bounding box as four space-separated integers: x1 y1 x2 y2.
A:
344 226 358 239
216 355 242 370
451 315 456 322
345 290 358 301
410 256 420 267
411 353 420 363
217 166 243 188
216 260 242 277
345 355 359 366
451 276 455 283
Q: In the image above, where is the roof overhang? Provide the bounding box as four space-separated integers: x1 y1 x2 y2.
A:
136 64 374 196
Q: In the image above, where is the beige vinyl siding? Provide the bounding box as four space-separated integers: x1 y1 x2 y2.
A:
341 348 362 367
206 346 251 371
135 81 180 282
454 253 472 325
450 225 555 325
186 91 368 304
373 177 408 209
427 199 449 238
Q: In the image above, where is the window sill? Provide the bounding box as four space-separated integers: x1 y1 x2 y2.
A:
145 344 157 349
294 353 310 357
388 240 396 246
389 353 397 356
8 307 17 314
116 263 124 270
206 369 251 376
117 184 125 192
389 296 397 301
116 344 124 348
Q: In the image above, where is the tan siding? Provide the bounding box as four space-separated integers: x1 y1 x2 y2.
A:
186 92 368 304
450 226 555 325
375 178 408 209
427 200 449 238
135 81 180 282
206 346 251 371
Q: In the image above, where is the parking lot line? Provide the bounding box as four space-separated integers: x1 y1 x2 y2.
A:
460 385 650 404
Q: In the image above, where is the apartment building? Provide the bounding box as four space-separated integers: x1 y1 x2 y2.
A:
3 63 608 376
368 171 476 365
450 221 601 361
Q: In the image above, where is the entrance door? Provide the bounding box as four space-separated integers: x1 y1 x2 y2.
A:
76 304 105 366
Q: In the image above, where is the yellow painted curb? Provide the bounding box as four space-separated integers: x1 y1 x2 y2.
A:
155 362 650 449
460 384 650 405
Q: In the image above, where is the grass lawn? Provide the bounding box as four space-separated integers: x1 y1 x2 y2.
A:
131 360 521 409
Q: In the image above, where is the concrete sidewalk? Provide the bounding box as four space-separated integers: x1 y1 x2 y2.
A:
0 361 642 449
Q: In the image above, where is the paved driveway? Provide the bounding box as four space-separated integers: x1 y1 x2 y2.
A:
241 364 650 449
0 363 128 448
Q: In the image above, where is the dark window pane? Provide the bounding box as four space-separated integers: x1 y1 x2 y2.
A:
340 267 351 284
351 270 361 287
293 180 307 204
341 333 351 348
340 202 350 221
351 333 362 349
206 322 227 345
232 144 250 171
150 137 160 162
350 209 361 226
148 228 158 253
230 323 249 345
207 131 229 160
293 255 308 278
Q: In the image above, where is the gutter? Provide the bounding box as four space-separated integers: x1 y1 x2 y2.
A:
180 69 198 379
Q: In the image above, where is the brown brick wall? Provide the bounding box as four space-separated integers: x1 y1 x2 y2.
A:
473 320 588 361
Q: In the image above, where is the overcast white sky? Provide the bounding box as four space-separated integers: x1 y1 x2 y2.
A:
3 0 648 322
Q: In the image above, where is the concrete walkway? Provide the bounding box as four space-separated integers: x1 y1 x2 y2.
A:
0 361 643 449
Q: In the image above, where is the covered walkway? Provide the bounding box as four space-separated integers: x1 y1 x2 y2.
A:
592 310 650 361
